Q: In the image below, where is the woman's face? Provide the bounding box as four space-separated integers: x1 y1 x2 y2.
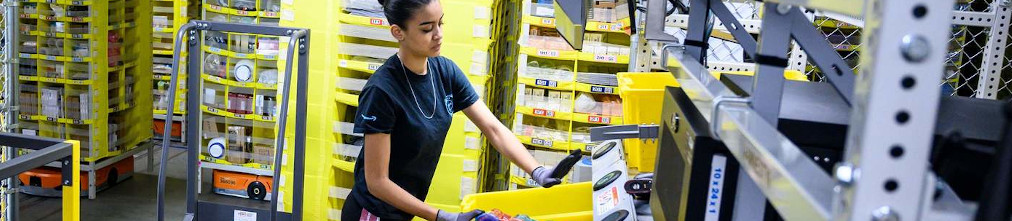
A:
395 0 444 57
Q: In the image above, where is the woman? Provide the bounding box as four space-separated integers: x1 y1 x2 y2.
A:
341 0 573 220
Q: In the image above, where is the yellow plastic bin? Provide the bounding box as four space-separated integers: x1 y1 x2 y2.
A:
616 72 678 173
460 182 592 221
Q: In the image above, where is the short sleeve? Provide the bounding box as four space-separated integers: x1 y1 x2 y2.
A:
445 58 480 113
354 87 397 134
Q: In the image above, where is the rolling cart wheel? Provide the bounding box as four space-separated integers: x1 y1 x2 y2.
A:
107 168 119 187
247 181 267 200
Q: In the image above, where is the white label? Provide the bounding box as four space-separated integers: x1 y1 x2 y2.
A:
465 136 480 150
535 8 554 17
331 186 351 199
282 153 288 166
339 60 348 67
463 160 477 172
464 120 478 132
704 155 728 221
474 6 490 20
280 174 286 187
280 9 295 21
234 210 257 221
595 186 620 215
593 54 618 62
537 49 560 57
472 25 488 38
22 129 36 136
281 0 293 4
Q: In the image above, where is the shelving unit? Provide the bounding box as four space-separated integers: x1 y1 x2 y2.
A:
16 0 152 198
152 0 200 146
507 0 629 188
197 0 286 207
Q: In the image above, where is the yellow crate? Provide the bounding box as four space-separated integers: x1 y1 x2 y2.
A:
616 70 806 173
616 72 678 173
461 182 592 221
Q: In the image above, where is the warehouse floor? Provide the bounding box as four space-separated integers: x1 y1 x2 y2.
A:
19 146 191 221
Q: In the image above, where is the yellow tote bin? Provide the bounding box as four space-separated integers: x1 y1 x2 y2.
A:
460 182 592 221
616 72 678 173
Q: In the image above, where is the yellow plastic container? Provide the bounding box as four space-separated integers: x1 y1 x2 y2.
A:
616 72 679 173
460 182 592 221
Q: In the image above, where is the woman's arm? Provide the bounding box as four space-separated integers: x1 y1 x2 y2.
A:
363 133 439 220
461 101 540 174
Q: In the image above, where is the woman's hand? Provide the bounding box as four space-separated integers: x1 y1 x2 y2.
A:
436 209 484 221
530 166 562 188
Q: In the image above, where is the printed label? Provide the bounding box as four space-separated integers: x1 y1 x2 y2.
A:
234 210 257 221
588 116 611 124
541 18 554 25
369 18 386 26
532 108 555 117
536 49 559 57
534 79 557 87
589 85 614 94
595 187 620 215
704 155 728 221
593 54 618 62
531 138 553 147
367 63 381 71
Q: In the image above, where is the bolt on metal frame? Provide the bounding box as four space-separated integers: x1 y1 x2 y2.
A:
640 0 991 220
155 20 310 221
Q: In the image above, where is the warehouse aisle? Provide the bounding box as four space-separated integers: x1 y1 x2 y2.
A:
19 147 191 221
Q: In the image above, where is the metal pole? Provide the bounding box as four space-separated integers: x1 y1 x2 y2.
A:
835 0 954 220
2 0 19 219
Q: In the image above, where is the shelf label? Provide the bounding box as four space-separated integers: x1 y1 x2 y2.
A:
44 55 56 61
40 15 53 20
531 108 555 117
597 24 609 30
541 18 554 25
19 115 30 120
235 52 251 58
531 138 553 147
44 32 56 37
70 80 85 84
260 116 273 121
46 117 56 122
71 57 84 62
208 5 222 10
233 113 246 119
236 10 251 16
262 11 279 17
19 54 30 58
534 79 557 87
261 54 276 60
369 18 386 26
72 119 84 124
70 17 83 22
536 49 560 57
208 47 222 54
588 115 612 124
71 0 84 5
339 60 348 67
590 85 614 94
206 107 219 113
367 63 381 71
593 54 618 62
19 14 29 18
42 77 56 82
71 34 84 38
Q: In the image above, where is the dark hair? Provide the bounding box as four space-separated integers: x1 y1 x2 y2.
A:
377 0 433 28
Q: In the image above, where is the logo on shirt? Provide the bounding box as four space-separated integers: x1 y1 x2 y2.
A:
361 114 377 121
444 94 454 115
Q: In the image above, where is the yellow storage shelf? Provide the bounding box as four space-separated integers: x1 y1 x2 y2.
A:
19 13 92 22
200 105 277 122
576 52 629 64
200 155 276 171
153 109 187 115
19 114 95 125
333 158 355 173
516 135 575 151
517 76 575 90
571 112 622 125
519 46 577 60
338 12 390 28
20 53 92 62
522 16 627 34
574 82 618 94
335 92 359 107
18 76 94 85
338 59 383 74
461 182 592 221
21 0 93 5
516 106 571 121
200 73 278 90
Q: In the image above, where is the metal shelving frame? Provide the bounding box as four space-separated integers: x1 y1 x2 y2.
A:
155 20 309 221
632 0 1003 220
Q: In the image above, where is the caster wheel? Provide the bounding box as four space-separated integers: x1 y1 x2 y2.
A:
247 181 267 200
107 168 119 187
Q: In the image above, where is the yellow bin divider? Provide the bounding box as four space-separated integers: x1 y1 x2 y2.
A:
460 182 591 221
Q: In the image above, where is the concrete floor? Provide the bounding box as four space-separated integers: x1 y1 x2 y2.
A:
19 146 194 221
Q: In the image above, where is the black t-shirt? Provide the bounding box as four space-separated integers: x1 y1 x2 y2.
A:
349 55 479 220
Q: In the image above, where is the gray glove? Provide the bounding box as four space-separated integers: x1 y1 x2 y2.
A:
531 166 562 188
436 209 484 221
